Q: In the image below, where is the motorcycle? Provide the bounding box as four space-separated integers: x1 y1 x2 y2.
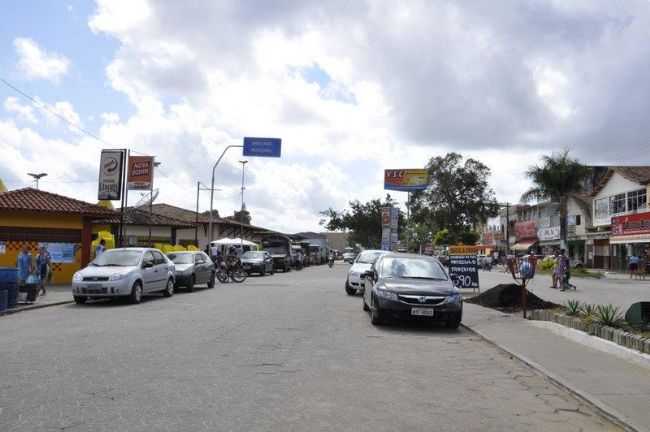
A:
328 256 335 268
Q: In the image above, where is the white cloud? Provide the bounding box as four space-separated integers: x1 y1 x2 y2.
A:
13 38 70 82
4 97 37 123
42 101 83 132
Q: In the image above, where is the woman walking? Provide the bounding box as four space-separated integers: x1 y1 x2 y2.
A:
36 246 51 296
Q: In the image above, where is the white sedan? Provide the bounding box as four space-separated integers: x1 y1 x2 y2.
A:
345 250 388 295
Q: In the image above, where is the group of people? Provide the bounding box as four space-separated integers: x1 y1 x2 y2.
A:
551 249 574 291
627 252 649 279
16 244 52 301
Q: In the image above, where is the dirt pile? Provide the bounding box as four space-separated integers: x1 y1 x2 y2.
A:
466 284 559 311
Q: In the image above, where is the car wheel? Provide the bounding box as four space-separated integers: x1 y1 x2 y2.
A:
207 272 215 288
163 279 174 297
130 282 143 304
74 295 87 305
446 312 462 330
345 280 356 296
187 275 195 292
370 295 385 326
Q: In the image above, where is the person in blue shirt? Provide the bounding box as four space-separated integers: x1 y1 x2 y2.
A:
16 244 33 287
95 239 106 258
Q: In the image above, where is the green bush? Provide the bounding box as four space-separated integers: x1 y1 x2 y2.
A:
580 303 596 325
595 304 625 328
539 256 556 271
565 299 581 316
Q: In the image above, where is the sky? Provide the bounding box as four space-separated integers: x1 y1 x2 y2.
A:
2 0 650 233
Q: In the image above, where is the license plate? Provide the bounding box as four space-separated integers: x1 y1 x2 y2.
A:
411 308 434 317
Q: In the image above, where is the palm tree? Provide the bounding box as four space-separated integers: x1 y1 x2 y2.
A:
521 151 591 250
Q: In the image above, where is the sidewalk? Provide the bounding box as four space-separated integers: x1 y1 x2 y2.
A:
463 303 650 432
0 285 72 316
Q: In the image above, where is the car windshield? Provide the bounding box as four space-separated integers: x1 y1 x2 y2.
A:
167 253 193 264
380 257 448 280
356 251 383 264
242 251 264 259
91 250 142 267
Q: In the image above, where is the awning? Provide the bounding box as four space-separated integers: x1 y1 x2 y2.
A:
511 241 537 251
609 234 650 245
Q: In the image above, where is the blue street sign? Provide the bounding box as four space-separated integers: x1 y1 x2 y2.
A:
243 137 282 157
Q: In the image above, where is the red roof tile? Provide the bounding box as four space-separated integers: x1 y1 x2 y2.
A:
0 188 116 216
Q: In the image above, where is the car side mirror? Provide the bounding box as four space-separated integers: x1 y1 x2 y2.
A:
143 261 153 269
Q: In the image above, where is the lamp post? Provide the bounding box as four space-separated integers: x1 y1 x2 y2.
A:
148 160 161 247
209 145 243 245
27 172 47 189
196 181 219 248
238 160 248 246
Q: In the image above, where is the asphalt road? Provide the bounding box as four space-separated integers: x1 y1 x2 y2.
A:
0 263 621 432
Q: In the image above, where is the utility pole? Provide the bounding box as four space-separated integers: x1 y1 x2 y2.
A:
148 159 160 247
239 160 248 247
196 181 219 248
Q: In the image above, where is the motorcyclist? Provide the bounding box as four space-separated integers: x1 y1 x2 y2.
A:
328 251 335 267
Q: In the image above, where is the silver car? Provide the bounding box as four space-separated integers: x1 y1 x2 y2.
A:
345 250 387 295
72 248 176 304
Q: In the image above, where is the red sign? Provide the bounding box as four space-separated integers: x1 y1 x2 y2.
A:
515 221 537 241
127 156 154 190
612 211 650 236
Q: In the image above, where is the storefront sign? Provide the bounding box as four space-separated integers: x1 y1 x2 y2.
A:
384 169 430 192
127 156 154 190
449 245 482 255
449 255 479 288
98 149 125 200
611 211 650 236
515 221 537 241
537 226 560 241
39 243 76 263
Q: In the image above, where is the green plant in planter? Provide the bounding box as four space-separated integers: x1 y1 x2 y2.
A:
580 303 597 325
565 299 581 316
595 304 625 328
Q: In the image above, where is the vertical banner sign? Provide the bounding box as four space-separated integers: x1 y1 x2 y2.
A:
384 169 430 191
448 255 479 289
381 207 392 251
98 150 125 200
127 156 154 190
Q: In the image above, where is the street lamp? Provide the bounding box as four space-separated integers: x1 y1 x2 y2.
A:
148 160 161 246
196 181 220 248
239 160 248 246
27 172 47 189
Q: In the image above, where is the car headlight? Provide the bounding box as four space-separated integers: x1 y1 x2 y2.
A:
109 273 127 281
447 293 462 304
73 273 83 282
376 288 398 301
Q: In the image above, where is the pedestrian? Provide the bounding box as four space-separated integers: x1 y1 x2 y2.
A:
95 239 106 258
35 246 51 296
16 244 33 287
558 249 571 291
551 250 560 289
628 254 639 279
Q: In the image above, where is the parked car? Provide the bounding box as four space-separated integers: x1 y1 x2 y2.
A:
72 248 175 304
240 250 275 275
342 247 357 263
345 249 387 296
167 251 215 290
362 253 462 328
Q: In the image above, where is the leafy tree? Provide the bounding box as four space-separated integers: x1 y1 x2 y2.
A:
521 150 590 250
0 178 7 193
226 207 252 225
403 222 433 252
460 230 480 245
433 228 451 246
410 153 498 240
320 195 401 248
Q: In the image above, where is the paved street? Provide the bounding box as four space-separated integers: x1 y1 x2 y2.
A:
1 264 622 432
477 268 650 311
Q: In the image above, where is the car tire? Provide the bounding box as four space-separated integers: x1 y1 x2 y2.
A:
187 275 195 292
370 295 385 326
345 280 356 296
130 282 143 304
163 279 174 297
271 267 275 275
207 272 215 288
74 296 87 305
446 312 462 330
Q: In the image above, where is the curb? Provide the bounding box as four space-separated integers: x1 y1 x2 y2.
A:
0 300 73 317
462 322 645 432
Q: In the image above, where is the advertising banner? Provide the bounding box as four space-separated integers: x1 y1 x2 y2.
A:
537 226 560 241
127 156 154 190
98 150 125 200
381 207 391 227
448 255 479 289
39 242 76 263
514 221 537 241
611 211 650 236
384 169 429 192
390 207 399 230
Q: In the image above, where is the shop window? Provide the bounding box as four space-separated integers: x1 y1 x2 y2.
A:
627 189 647 212
575 215 581 226
610 193 626 215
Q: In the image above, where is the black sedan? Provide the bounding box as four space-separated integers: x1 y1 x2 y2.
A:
240 251 275 276
167 251 215 291
362 253 462 328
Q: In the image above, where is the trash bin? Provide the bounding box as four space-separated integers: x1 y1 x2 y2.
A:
0 289 7 312
0 267 18 308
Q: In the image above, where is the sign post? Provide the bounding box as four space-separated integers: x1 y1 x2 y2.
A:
384 169 429 252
